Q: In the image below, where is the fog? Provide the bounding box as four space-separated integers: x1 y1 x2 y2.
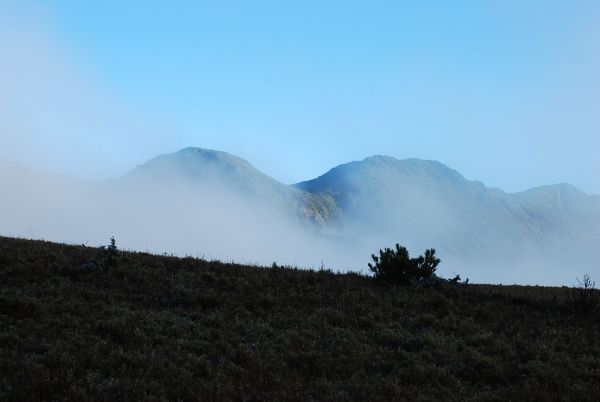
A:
2 160 598 287
317 175 600 286
1 6 598 286
0 11 370 278
0 6 180 180
0 163 362 270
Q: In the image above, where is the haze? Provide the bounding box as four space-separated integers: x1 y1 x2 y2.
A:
1 1 599 285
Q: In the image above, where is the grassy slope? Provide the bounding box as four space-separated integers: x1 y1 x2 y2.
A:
1 236 599 401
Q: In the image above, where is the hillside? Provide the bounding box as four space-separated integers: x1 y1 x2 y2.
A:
1 236 599 401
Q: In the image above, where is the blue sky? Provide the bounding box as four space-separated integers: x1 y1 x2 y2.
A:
1 1 599 193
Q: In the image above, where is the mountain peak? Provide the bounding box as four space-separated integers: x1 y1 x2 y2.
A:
295 155 466 195
126 147 257 180
362 155 398 163
518 183 584 196
124 147 340 227
362 155 455 173
176 146 236 159
172 147 254 169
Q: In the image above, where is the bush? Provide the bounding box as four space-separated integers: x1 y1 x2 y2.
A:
368 243 440 285
572 274 599 314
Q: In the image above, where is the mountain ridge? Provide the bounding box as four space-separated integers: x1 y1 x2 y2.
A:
290 151 599 281
126 147 600 260
1 147 598 283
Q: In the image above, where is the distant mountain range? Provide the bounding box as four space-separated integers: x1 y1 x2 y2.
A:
1 147 598 284
296 155 599 243
127 148 600 281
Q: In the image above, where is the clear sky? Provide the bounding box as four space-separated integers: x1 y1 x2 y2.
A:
1 0 599 193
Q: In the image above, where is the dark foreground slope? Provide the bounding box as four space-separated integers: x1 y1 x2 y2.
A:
1 237 599 401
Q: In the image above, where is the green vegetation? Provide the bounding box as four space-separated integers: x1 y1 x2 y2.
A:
368 243 441 285
1 236 600 401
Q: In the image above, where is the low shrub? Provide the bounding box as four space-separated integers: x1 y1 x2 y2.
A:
368 243 440 285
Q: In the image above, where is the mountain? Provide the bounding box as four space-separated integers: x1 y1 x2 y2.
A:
1 149 598 284
294 155 600 281
124 147 339 227
0 151 343 269
294 156 524 241
514 183 600 233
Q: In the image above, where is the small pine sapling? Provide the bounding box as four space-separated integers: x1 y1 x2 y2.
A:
106 236 119 267
368 243 440 285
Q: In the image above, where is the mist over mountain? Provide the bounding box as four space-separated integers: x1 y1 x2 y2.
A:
1 148 598 285
295 155 600 282
124 147 339 227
